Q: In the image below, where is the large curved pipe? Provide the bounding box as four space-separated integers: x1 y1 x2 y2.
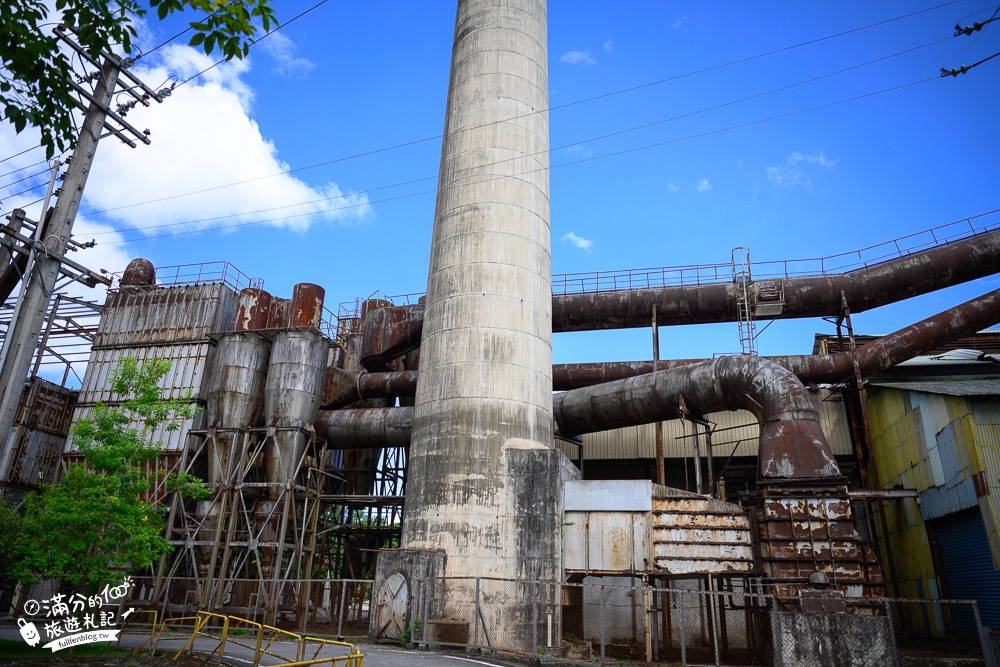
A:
318 356 839 480
321 287 1000 402
552 229 1000 331
552 356 840 480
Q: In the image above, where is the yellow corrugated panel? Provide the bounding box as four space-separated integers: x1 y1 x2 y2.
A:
971 399 1000 568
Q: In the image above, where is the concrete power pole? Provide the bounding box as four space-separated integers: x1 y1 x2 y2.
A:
0 32 162 449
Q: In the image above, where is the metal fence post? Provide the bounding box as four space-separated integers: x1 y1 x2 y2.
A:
710 589 720 666
336 580 346 640
600 585 607 662
680 590 687 667
972 601 998 667
422 578 431 645
532 581 538 656
474 578 480 652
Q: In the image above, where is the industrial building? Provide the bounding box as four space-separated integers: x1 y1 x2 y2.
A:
1 0 999 664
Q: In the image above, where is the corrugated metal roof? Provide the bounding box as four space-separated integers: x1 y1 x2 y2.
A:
869 380 1000 397
895 355 998 367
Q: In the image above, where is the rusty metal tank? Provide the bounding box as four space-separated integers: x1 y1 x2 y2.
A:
235 287 272 332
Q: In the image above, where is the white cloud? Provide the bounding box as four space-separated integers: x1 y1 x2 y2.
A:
257 32 315 78
561 50 596 66
565 144 592 157
80 45 370 236
562 231 593 252
696 178 713 193
766 151 836 189
603 40 614 53
666 182 680 192
673 18 687 29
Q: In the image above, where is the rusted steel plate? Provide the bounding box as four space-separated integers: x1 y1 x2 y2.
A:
266 297 291 329
16 378 77 435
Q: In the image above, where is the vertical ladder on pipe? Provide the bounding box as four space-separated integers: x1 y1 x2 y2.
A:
732 246 757 356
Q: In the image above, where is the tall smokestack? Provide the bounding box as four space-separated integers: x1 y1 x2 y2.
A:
401 0 554 583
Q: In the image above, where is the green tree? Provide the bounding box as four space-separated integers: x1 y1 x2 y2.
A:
14 357 208 591
1 0 277 158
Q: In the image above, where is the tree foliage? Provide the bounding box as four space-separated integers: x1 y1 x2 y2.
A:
0 0 277 158
14 357 208 590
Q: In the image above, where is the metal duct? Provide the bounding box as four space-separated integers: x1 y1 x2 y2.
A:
552 228 1000 331
554 286 1000 388
315 407 413 449
355 231 1000 367
322 368 418 409
552 355 840 480
320 355 839 481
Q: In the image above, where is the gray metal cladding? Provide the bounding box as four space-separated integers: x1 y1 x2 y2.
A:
205 332 271 430
264 329 328 427
94 283 238 348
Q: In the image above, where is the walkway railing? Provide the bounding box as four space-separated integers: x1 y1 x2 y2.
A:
335 210 1000 308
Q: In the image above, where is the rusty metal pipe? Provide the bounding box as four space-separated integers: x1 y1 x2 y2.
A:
357 232 1000 367
315 407 414 449
553 229 1000 331
553 287 1000 387
553 355 841 480
322 368 420 409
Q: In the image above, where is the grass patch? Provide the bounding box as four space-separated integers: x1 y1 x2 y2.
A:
0 637 132 658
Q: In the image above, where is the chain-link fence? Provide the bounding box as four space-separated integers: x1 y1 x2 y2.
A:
5 573 994 665
411 576 994 666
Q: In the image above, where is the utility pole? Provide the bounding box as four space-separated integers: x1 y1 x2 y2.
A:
0 27 164 449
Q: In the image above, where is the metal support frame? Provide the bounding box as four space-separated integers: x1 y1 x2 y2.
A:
155 425 328 627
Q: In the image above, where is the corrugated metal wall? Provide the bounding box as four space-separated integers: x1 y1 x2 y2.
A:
66 284 240 455
0 378 78 495
578 388 852 459
971 398 1000 569
867 386 1000 636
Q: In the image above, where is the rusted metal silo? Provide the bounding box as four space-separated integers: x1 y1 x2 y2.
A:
263 284 328 487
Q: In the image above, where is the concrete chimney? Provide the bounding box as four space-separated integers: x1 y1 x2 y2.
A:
401 0 559 583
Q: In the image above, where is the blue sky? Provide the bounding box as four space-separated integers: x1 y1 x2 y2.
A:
1 0 999 376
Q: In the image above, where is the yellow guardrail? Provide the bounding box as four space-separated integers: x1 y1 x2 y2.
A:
116 608 158 654
144 611 363 666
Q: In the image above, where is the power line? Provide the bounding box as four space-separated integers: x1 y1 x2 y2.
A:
174 0 333 88
106 75 942 246
85 36 950 237
0 145 43 166
1 167 52 190
0 159 49 180
82 0 963 218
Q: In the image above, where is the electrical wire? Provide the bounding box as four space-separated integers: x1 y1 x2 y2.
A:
0 159 49 180
0 197 46 221
943 4 1000 65
0 145 43 165
1 167 53 190
85 36 950 237
105 75 941 246
82 0 964 218
174 0 332 88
